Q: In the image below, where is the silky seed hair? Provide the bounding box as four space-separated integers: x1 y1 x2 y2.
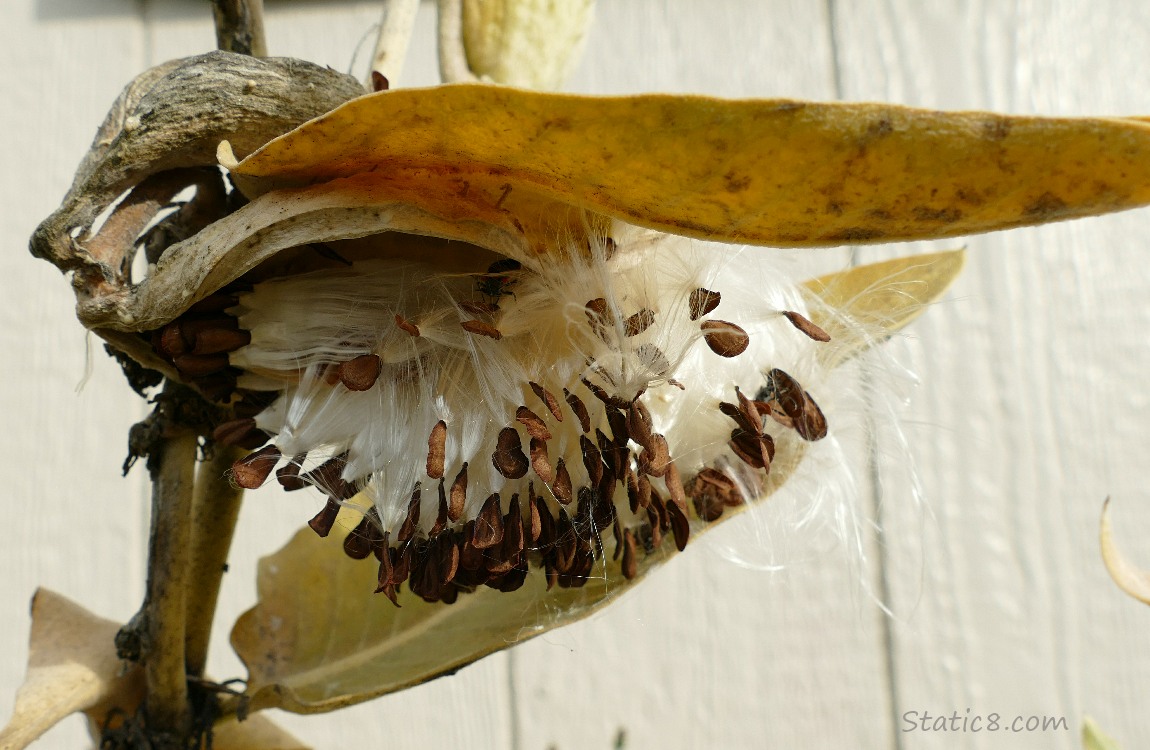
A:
180 221 882 603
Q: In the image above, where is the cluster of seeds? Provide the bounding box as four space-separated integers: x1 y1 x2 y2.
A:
146 233 833 605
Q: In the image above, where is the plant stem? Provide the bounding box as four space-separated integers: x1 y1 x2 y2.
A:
142 427 199 735
211 0 268 57
437 0 479 83
184 446 246 678
371 0 421 87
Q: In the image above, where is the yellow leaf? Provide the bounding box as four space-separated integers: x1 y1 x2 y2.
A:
228 87 1150 246
0 590 143 750
1083 716 1124 750
803 249 966 367
225 253 952 716
1100 498 1150 606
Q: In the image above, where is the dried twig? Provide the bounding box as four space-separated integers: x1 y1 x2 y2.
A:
211 0 268 57
371 0 421 87
437 0 479 83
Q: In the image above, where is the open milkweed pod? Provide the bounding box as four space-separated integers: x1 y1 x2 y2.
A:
32 77 1150 604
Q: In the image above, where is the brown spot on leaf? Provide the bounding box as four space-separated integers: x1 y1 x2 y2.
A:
1023 191 1067 219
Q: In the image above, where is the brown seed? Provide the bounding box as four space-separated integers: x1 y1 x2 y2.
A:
563 388 591 433
527 484 542 543
688 288 721 320
554 510 577 573
308 498 341 538
767 369 828 441
585 297 611 340
395 314 420 337
552 458 572 504
191 327 251 356
782 310 831 342
231 445 281 489
581 377 634 409
449 463 468 522
397 484 422 543
625 466 641 513
515 406 552 441
438 534 460 585
150 323 194 359
624 308 655 337
580 434 604 486
640 433 670 477
636 472 653 510
621 528 638 580
665 462 688 517
735 386 764 434
303 453 357 500
794 391 828 441
426 420 447 479
492 427 529 479
666 499 690 552
472 494 505 549
627 400 655 452
530 437 554 483
186 293 239 315
174 353 231 378
338 354 383 391
730 431 775 471
276 454 308 491
212 418 267 449
461 319 503 339
430 479 449 536
371 70 389 91
344 510 382 560
529 381 564 422
700 320 750 357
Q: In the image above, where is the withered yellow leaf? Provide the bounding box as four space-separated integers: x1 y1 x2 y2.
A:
229 86 1150 246
225 253 952 716
1100 498 1150 606
0 590 143 750
803 249 966 367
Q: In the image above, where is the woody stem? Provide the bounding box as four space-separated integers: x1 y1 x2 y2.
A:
141 418 199 735
184 445 246 678
211 0 268 57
